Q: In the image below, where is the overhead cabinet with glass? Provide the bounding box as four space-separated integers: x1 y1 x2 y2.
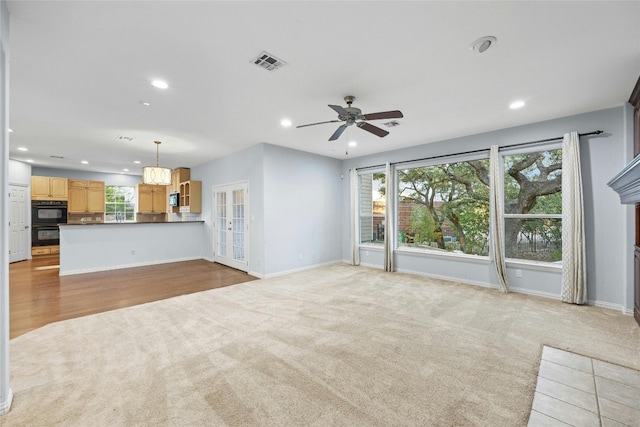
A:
68 180 105 213
31 176 68 200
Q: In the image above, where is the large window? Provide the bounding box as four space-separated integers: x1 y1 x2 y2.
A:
503 147 562 262
397 157 490 256
105 186 135 222
359 171 386 244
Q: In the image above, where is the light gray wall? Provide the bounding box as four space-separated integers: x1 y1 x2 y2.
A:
262 144 342 276
59 222 204 276
31 167 142 187
192 144 265 275
341 106 633 312
8 159 30 185
0 0 10 414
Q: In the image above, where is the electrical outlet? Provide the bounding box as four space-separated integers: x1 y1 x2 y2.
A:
298 253 303 260
516 269 522 278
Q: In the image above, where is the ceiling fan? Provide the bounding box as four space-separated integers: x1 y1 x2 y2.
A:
296 96 403 141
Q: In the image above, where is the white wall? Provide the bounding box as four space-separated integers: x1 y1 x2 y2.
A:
59 222 204 275
192 144 266 275
0 0 11 414
32 166 142 187
192 143 343 278
8 159 30 185
262 144 342 276
342 106 633 313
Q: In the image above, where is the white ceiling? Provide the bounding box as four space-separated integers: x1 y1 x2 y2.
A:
6 1 640 176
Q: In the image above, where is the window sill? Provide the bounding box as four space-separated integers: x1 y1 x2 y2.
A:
395 245 490 264
505 259 562 273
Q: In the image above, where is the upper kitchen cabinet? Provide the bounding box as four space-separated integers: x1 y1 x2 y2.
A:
171 168 190 194
137 184 167 213
31 176 68 200
179 180 202 213
68 180 105 213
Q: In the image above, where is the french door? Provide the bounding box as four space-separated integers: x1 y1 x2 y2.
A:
213 182 249 271
9 184 29 263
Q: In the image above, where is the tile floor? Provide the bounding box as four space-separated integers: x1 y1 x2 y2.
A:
528 346 640 427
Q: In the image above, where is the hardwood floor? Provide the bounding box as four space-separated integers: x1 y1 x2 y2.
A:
9 255 258 339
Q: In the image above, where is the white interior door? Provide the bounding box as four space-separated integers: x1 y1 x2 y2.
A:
213 182 249 271
9 184 29 263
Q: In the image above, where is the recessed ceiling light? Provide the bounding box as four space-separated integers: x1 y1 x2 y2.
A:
470 36 497 54
133 160 141 164
17 147 28 152
139 101 151 106
151 79 169 89
509 100 526 109
123 168 129 172
348 141 357 147
81 160 89 164
26 159 34 163
280 119 292 127
8 128 13 133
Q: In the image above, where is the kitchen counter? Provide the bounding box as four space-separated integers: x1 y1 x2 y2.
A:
60 220 204 226
59 221 205 276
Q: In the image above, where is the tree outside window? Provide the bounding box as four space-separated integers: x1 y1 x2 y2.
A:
503 148 562 262
397 158 490 256
105 186 135 222
388 146 562 264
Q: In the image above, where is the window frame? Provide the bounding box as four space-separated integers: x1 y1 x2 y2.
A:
358 168 386 247
104 185 137 223
500 142 563 266
393 152 491 258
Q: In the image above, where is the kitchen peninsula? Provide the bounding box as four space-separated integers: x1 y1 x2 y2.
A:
58 221 204 276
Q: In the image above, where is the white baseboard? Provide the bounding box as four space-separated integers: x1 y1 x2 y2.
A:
0 389 13 415
261 260 341 279
59 257 203 276
588 299 634 315
509 286 561 300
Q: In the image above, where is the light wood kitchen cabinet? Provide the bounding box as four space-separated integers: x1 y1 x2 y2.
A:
68 180 105 213
137 184 167 213
31 176 68 200
179 180 202 213
171 168 190 194
170 168 191 213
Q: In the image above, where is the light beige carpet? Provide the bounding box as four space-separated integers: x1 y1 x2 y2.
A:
1 264 639 426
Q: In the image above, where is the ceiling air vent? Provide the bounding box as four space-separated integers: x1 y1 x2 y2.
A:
252 51 286 71
50 155 65 159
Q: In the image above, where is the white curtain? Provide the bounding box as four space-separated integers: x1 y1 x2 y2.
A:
489 145 510 293
384 162 395 272
350 169 360 266
561 131 587 304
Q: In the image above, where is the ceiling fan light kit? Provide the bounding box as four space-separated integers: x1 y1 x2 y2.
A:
297 95 403 141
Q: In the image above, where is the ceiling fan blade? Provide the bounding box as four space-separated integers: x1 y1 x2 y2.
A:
328 104 349 116
329 125 348 141
296 119 342 128
357 121 389 138
360 110 404 121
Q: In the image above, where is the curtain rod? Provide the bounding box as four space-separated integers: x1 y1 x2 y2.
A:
355 130 604 171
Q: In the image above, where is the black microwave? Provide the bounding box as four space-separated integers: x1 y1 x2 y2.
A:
169 192 179 207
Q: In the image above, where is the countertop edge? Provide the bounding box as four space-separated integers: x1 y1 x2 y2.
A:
59 221 205 226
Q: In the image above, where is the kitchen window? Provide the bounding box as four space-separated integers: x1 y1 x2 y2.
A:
105 186 135 222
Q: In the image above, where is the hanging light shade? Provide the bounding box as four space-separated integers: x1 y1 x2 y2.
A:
142 140 171 185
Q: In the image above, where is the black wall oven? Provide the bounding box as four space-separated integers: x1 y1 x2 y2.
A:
32 200 67 246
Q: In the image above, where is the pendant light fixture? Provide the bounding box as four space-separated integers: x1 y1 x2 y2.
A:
142 140 171 185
